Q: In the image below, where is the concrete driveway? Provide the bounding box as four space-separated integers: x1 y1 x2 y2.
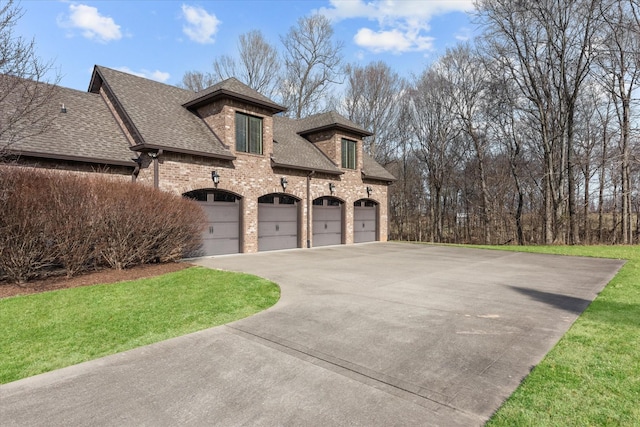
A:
1 243 623 426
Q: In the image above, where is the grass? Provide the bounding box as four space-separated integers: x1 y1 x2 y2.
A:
471 245 640 426
0 266 279 385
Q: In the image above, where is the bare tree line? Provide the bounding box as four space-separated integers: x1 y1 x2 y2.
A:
5 0 640 246
181 1 640 245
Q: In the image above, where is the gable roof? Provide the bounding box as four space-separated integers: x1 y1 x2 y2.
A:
89 66 234 160
271 116 342 175
183 77 285 113
362 153 396 182
297 111 373 138
2 78 134 166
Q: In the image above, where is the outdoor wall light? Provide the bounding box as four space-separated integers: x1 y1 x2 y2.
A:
366 186 373 197
211 170 220 186
281 177 288 190
329 182 336 195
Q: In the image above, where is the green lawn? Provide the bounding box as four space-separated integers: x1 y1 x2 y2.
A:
476 246 640 426
0 266 279 384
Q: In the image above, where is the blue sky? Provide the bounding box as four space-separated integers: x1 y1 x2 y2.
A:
15 0 477 92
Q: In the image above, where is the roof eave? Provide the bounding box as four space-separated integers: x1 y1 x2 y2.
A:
7 149 136 168
362 171 396 183
183 89 286 114
271 159 344 175
298 123 373 138
130 143 236 160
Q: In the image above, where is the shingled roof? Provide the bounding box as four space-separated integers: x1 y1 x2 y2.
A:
297 111 373 137
3 80 133 166
89 66 234 159
272 116 342 175
362 153 396 182
183 77 285 113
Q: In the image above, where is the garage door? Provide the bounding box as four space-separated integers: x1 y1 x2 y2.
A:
313 197 342 247
258 194 298 251
354 200 377 243
185 190 240 256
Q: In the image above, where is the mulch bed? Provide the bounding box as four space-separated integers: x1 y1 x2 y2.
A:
0 263 192 299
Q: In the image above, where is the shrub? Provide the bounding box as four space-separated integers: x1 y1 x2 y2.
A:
0 168 58 283
0 166 206 283
92 179 205 270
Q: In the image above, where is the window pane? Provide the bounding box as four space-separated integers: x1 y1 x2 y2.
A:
258 195 275 204
341 138 356 169
235 113 247 152
279 195 296 205
341 140 348 168
348 141 355 169
249 115 263 154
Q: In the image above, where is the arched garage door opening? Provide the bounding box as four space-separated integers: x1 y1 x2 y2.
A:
313 197 343 247
184 189 241 256
354 199 378 243
258 194 300 251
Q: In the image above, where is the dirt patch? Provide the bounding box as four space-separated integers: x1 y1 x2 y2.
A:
0 263 193 299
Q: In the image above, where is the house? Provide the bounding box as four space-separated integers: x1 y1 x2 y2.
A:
2 66 395 255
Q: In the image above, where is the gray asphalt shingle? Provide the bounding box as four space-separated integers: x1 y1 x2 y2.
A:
272 116 341 174
4 80 133 165
94 66 234 159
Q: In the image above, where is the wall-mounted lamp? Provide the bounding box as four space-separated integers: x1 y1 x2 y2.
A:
329 182 336 195
281 177 288 190
211 170 220 186
366 186 373 197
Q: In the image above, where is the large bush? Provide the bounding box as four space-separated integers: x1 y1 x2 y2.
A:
0 167 206 283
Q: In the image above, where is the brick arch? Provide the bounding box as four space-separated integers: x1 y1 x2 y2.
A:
182 188 243 200
257 191 302 202
312 195 346 204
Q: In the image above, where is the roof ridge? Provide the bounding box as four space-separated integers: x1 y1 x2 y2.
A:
94 65 195 94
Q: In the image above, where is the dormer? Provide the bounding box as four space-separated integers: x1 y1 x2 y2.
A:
182 78 285 158
297 112 373 172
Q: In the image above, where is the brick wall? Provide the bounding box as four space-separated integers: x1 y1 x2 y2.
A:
152 139 388 252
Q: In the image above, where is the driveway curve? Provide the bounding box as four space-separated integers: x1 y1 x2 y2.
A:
1 243 624 426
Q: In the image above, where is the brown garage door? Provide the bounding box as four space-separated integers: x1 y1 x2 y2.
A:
313 197 342 247
258 194 298 251
185 190 240 256
354 200 377 243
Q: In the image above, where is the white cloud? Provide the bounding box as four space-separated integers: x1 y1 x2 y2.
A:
455 27 473 42
58 4 122 43
319 0 474 54
181 4 220 44
355 28 434 53
115 66 171 83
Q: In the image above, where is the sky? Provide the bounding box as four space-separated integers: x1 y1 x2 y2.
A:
13 0 477 92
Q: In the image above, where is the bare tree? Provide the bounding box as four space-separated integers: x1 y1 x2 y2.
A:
595 0 640 243
341 61 406 164
477 0 601 244
436 44 494 244
178 70 216 92
211 30 281 99
410 69 464 243
0 0 59 155
280 13 343 118
179 30 280 98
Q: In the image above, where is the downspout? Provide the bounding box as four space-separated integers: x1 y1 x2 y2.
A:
307 170 315 248
148 149 163 189
131 156 143 182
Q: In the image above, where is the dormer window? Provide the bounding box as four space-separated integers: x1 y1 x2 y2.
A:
236 112 263 154
341 138 356 169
